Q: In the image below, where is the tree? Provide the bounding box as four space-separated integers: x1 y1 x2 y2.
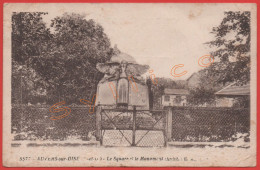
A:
205 11 250 85
187 86 216 106
187 11 250 106
12 12 52 64
12 12 113 104
44 13 113 103
186 69 226 106
12 12 52 104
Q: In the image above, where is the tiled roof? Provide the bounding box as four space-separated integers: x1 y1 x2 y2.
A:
215 83 250 96
164 88 189 95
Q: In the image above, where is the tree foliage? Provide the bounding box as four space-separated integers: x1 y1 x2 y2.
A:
186 70 222 106
205 11 250 85
12 12 52 104
12 12 113 104
187 86 216 106
12 12 52 64
187 12 251 106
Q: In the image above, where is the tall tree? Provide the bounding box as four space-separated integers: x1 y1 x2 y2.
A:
12 12 113 104
12 12 52 65
31 13 113 103
205 11 250 85
12 12 52 104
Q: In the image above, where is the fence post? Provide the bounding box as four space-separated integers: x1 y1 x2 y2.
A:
96 106 102 144
166 107 173 142
132 106 137 146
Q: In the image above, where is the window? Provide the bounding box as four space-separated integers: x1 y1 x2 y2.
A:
175 96 182 103
164 95 170 101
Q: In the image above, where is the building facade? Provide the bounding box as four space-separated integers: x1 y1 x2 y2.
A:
161 88 189 107
215 83 250 107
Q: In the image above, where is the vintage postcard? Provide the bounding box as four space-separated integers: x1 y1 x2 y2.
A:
3 3 257 167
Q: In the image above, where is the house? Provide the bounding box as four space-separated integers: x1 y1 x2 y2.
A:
215 83 250 107
161 88 189 107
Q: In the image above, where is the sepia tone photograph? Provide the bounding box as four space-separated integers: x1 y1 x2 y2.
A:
3 3 257 167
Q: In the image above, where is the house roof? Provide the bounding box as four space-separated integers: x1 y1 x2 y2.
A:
186 72 199 82
164 88 189 95
215 83 250 96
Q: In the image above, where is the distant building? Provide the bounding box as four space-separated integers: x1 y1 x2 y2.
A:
161 88 189 107
215 83 250 107
186 72 200 88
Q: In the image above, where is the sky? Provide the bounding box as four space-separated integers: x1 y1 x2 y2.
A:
35 3 253 80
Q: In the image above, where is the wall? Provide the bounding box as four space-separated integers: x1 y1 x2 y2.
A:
216 96 235 107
